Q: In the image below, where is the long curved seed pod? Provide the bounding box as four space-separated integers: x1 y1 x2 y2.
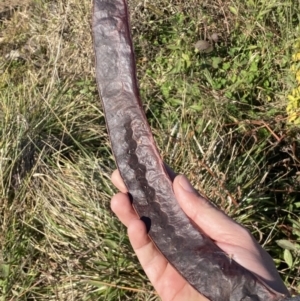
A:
92 1 299 300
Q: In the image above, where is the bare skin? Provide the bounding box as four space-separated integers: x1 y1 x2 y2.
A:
111 169 289 301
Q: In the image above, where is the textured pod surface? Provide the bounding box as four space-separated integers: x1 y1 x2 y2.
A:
92 1 295 300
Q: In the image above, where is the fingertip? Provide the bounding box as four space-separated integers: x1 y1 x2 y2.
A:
111 169 127 192
173 175 209 211
111 192 138 227
110 193 122 214
175 175 196 193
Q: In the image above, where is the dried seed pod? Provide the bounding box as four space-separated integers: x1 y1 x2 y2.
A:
92 1 299 300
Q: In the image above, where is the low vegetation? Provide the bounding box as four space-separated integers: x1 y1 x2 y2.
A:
0 0 299 300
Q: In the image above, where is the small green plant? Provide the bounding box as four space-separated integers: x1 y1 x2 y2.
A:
276 236 300 272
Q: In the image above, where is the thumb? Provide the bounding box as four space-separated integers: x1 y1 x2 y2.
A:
173 175 248 244
173 175 288 294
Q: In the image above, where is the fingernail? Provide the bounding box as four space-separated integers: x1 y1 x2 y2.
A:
178 175 195 193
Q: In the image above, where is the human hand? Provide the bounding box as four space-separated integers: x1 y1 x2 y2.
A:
111 169 289 301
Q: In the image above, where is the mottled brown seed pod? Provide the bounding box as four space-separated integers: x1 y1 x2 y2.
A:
92 0 299 300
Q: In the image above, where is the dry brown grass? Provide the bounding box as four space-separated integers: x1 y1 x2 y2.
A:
0 0 32 10
0 0 155 299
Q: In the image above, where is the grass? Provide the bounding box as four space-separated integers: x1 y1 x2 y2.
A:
0 0 299 300
288 38 300 124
